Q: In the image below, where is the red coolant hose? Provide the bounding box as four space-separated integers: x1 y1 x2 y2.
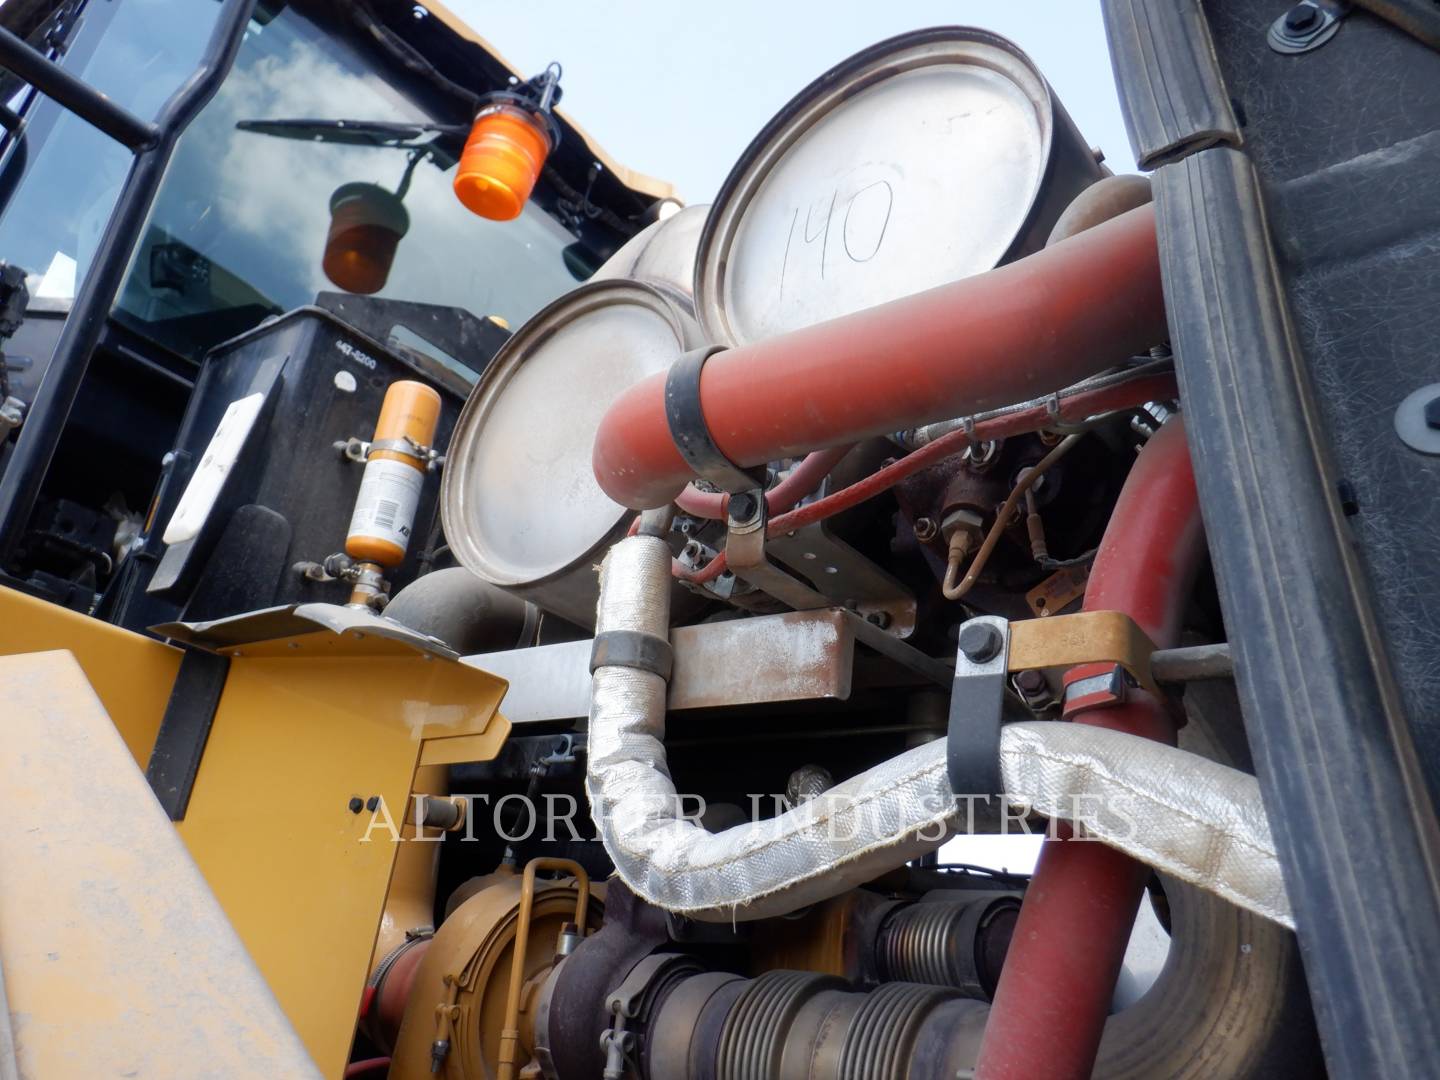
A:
673 444 853 519
975 418 1205 1080
671 369 1180 585
593 205 1165 509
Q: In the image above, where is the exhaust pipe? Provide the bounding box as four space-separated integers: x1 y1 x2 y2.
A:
591 204 1165 509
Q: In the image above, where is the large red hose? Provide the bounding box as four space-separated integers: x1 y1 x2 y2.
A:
975 418 1205 1079
592 205 1165 509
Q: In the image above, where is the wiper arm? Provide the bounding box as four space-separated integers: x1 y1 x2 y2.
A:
235 118 467 147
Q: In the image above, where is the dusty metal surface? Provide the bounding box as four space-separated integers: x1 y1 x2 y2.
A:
441 280 701 627
592 203 709 298
153 601 459 659
466 607 948 723
694 28 1099 347
174 635 508 1075
769 521 917 636
0 584 181 765
0 650 319 1078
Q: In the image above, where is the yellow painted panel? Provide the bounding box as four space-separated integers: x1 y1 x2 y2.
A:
0 585 180 765
419 716 512 765
177 652 506 1078
0 651 318 1078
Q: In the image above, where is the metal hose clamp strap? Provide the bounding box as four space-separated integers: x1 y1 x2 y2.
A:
368 437 433 464
590 629 674 680
664 345 767 494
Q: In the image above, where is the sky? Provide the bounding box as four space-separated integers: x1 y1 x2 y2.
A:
444 0 1136 204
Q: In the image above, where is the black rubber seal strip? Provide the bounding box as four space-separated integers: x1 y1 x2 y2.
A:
145 647 231 821
590 629 674 680
1155 146 1440 1075
664 345 766 495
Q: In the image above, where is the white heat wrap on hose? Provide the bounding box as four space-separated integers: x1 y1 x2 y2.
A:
586 536 958 921
999 722 1294 928
587 536 1292 928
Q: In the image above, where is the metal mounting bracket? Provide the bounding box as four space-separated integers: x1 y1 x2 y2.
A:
724 487 834 613
946 611 1231 799
947 615 1014 800
1007 610 1160 695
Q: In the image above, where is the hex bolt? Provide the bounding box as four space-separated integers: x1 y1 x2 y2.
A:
1425 395 1440 431
913 517 938 543
867 611 893 629
958 622 1003 663
728 492 758 521
366 796 381 812
1014 668 1047 693
348 797 364 814
1285 3 1320 32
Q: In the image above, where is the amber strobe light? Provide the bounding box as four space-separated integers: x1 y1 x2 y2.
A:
454 63 562 221
346 380 442 568
323 182 410 294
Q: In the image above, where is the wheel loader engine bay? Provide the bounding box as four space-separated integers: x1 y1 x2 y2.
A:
2 1 1439 1077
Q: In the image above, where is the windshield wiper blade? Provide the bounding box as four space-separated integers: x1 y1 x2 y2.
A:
235 118 467 147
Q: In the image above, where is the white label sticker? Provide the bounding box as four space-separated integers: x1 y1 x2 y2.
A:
163 391 266 545
347 457 423 550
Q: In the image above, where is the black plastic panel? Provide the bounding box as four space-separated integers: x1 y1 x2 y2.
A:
113 306 465 632
1119 2 1440 1073
1201 0 1440 779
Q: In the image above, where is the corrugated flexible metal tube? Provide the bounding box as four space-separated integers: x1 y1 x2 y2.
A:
592 204 1166 509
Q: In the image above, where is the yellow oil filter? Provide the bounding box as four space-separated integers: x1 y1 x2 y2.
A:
346 380 442 567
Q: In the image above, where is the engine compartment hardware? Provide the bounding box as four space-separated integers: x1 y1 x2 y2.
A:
1007 609 1160 695
1268 0 1351 53
496 858 591 1080
467 606 950 724
1150 641 1234 684
946 614 1014 800
1026 562 1090 617
151 600 458 660
588 629 674 680
724 483 834 611
946 613 1225 798
1394 382 1440 456
767 518 917 636
663 344 766 494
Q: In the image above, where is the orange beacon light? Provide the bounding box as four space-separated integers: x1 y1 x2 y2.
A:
323 182 410 294
454 63 562 222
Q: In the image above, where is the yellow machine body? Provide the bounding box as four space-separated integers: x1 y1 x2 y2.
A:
0 585 512 1077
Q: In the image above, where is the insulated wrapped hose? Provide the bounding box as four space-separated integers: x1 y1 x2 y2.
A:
585 535 1292 928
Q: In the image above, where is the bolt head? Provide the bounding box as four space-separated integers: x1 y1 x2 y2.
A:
728 492 758 521
1284 4 1320 32
913 517 938 542
348 797 364 814
1014 668 1046 693
366 796 380 812
1424 396 1440 431
958 622 1003 663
